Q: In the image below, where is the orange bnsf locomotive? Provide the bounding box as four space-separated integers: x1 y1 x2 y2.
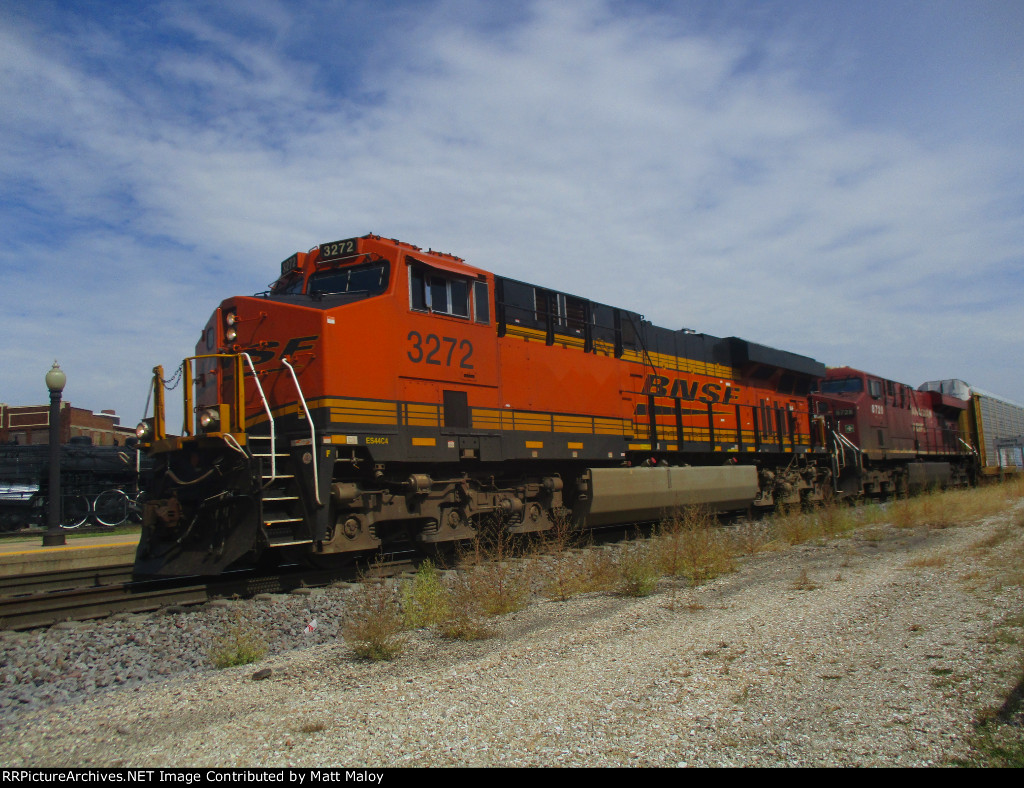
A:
133 233 954 575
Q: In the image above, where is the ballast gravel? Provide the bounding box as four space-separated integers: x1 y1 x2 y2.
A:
2 503 1023 768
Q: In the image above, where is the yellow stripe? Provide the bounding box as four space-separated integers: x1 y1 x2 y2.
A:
412 437 436 447
525 441 544 449
553 416 593 433
513 414 552 431
331 412 398 425
567 442 584 450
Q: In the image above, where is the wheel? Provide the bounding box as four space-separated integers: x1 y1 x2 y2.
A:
94 489 130 527
60 494 90 529
127 490 147 523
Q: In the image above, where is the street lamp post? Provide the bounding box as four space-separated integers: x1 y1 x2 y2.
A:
43 360 67 547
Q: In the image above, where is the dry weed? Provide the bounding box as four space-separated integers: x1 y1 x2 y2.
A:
617 541 660 597
905 554 948 568
342 579 407 661
207 613 267 669
790 568 820 591
653 506 736 586
400 559 451 628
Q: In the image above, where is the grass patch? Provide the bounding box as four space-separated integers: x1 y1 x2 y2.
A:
434 570 496 640
616 542 660 597
653 506 735 586
400 559 450 628
727 520 771 555
343 579 407 661
540 548 618 601
771 504 822 545
208 614 267 669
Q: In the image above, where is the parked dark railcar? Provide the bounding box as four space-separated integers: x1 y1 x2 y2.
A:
0 438 145 530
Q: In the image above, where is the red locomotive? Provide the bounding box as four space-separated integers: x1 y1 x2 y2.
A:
811 367 974 498
134 233 838 575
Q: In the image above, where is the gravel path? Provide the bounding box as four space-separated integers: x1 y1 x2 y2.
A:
2 503 1023 767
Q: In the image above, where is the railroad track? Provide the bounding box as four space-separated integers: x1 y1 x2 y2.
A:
0 556 417 631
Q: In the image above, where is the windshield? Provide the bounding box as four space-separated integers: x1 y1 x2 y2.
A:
819 377 863 394
308 261 390 298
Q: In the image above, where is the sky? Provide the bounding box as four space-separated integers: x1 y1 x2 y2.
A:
1 0 1022 426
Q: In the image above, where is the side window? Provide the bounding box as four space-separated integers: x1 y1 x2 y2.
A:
409 264 471 319
473 281 490 324
410 267 427 311
429 276 449 314
449 279 469 318
868 379 882 399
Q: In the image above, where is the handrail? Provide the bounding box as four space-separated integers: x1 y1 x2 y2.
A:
281 357 321 506
239 352 277 487
832 429 861 457
151 365 166 441
957 437 977 455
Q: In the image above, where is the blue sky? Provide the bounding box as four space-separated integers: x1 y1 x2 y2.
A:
2 0 1022 425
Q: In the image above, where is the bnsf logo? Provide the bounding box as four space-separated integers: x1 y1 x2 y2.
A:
244 336 319 366
642 374 741 405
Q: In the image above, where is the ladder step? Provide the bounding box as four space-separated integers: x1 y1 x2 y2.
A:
263 495 299 502
252 452 289 457
264 473 295 480
268 539 314 547
264 517 303 526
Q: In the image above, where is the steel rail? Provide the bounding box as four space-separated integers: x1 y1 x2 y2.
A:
0 555 418 631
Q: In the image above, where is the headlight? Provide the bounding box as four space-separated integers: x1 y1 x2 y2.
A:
199 408 220 429
136 421 152 439
225 311 237 326
224 327 237 342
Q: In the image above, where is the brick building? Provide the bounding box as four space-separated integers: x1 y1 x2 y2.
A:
0 402 136 446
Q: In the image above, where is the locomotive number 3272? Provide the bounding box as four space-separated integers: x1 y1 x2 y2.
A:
407 331 474 369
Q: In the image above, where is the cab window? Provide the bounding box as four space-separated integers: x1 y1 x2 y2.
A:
819 377 863 394
308 261 390 299
473 281 490 324
409 265 471 318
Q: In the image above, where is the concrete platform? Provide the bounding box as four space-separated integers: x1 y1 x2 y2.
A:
0 533 139 576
